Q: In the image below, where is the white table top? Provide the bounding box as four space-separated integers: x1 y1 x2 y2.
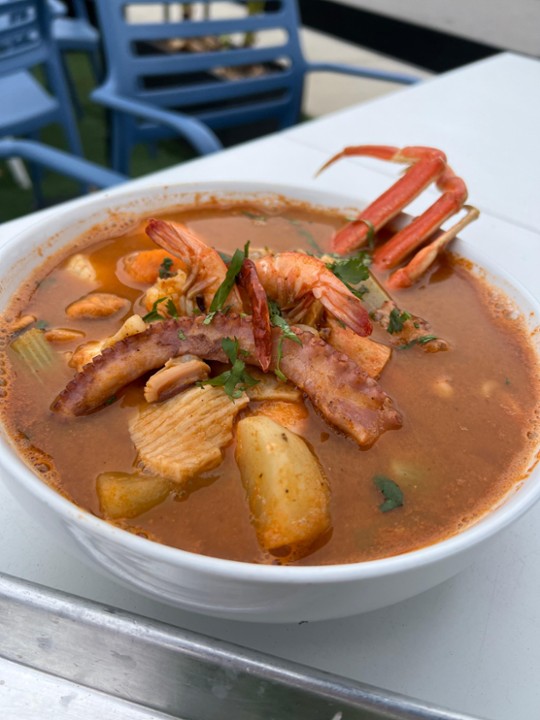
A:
2 52 540 720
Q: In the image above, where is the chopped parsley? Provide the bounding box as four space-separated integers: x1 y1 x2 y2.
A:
326 253 372 299
142 297 178 323
373 475 404 512
177 329 186 340
387 308 412 334
200 337 258 400
268 299 302 381
158 257 174 278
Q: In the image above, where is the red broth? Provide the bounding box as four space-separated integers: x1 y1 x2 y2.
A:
1 200 539 565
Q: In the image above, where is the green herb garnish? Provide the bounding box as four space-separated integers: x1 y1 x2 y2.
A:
374 475 403 512
289 219 323 254
243 211 268 223
268 299 302 381
201 337 258 400
327 253 372 299
204 246 247 323
387 308 412 334
177 329 186 340
158 257 174 278
35 319 48 330
142 297 178 322
142 297 169 323
166 299 178 318
358 218 376 249
398 335 438 350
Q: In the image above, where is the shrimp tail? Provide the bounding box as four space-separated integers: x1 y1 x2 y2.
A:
314 289 372 336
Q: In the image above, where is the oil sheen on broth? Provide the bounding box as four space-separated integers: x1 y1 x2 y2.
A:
2 200 539 566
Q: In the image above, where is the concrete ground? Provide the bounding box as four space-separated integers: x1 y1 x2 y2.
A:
300 27 431 118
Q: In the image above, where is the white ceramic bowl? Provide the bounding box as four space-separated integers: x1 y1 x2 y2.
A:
1 181 539 623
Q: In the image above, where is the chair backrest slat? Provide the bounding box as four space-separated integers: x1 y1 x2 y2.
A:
93 0 307 115
0 0 49 75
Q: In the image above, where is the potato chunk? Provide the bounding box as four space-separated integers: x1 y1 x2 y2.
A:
96 472 171 519
249 400 308 433
246 369 302 402
324 317 391 378
235 416 331 556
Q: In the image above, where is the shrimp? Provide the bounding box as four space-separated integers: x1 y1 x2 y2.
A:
255 252 372 336
145 219 243 314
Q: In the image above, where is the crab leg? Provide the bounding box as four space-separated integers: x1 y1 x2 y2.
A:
317 145 449 254
372 166 468 270
388 205 480 289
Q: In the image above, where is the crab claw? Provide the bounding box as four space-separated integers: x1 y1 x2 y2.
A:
317 145 479 287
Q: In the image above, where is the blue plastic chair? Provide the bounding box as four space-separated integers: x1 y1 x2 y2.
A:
91 0 420 175
47 0 67 16
0 0 85 203
0 137 126 189
52 0 102 91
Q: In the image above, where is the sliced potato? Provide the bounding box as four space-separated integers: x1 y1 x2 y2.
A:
246 369 302 402
235 416 331 555
325 317 391 378
130 385 249 484
249 400 308 433
96 472 171 519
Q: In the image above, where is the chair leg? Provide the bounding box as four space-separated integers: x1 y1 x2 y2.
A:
61 54 84 118
4 137 32 189
110 112 132 176
27 132 45 208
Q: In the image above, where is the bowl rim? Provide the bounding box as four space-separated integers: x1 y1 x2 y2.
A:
1 179 539 584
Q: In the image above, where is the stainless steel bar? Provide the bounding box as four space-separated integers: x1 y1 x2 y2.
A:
0 572 486 720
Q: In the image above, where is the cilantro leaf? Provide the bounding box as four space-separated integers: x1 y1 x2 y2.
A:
201 337 258 400
398 334 438 350
142 297 169 323
374 475 404 512
327 254 372 299
205 246 247 322
387 308 412 334
158 257 174 278
166 298 179 318
268 300 302 381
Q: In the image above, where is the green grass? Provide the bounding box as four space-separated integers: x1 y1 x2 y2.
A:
0 54 198 224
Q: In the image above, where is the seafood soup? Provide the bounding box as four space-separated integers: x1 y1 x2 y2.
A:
1 197 539 566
